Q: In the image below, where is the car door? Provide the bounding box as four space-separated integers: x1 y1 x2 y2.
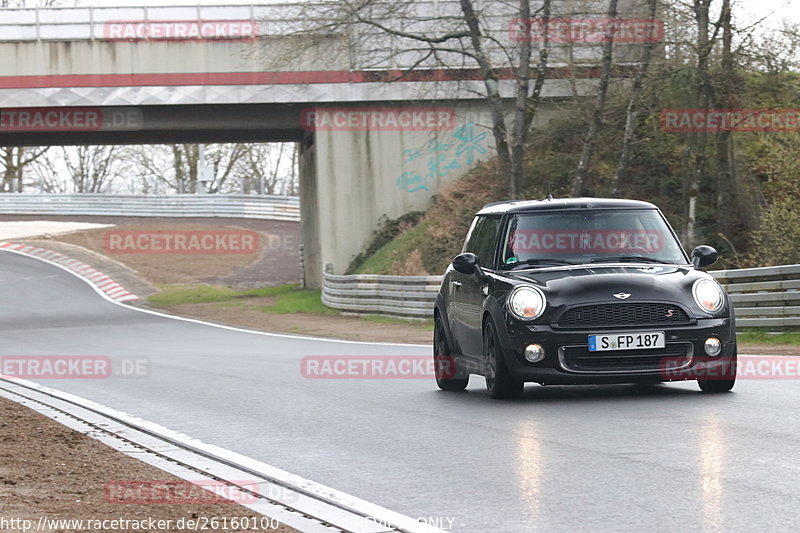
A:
448 216 483 354
458 216 502 357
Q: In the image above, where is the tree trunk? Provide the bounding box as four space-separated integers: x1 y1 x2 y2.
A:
459 0 515 196
715 0 734 239
572 0 619 197
510 0 551 200
685 0 714 248
613 0 658 196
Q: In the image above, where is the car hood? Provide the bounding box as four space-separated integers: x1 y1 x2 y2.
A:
504 264 718 316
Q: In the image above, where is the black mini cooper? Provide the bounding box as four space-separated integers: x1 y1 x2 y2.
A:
433 198 736 399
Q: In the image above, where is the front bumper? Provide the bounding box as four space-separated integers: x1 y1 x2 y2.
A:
500 318 735 385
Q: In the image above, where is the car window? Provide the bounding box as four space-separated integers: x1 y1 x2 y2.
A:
501 209 687 267
471 216 502 268
462 216 484 254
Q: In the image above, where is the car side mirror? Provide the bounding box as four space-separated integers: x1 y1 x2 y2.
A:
453 252 479 275
691 245 718 268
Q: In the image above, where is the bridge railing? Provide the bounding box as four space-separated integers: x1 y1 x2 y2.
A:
0 2 650 69
0 193 300 221
0 3 307 41
323 266 800 330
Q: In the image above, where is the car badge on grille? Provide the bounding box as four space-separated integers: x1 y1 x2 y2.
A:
666 309 675 318
613 293 631 300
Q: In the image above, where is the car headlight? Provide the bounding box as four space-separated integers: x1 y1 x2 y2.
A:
507 286 547 320
692 279 725 313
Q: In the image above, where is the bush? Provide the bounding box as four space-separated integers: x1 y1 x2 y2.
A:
744 198 800 267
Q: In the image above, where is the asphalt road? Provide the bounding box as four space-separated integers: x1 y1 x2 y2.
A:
1 250 799 532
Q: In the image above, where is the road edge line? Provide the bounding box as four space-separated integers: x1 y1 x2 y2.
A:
0 246 429 347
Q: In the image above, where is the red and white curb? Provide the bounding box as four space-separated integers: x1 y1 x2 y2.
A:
0 241 139 302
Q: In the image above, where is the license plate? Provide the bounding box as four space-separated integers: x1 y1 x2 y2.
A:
588 332 665 352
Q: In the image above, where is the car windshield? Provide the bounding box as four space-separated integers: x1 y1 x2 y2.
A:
500 209 687 268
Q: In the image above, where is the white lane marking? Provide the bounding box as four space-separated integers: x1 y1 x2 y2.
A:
0 247 429 347
0 376 444 533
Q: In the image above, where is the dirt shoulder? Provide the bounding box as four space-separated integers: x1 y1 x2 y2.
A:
737 343 800 356
157 301 432 345
2 215 301 290
0 395 297 533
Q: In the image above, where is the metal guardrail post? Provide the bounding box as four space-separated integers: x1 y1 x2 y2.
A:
299 243 305 289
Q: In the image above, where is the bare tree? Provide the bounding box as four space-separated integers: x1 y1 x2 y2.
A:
204 144 249 194
715 0 736 239
275 0 554 199
571 0 619 197
28 149 68 193
129 143 290 195
26 145 129 193
61 145 128 193
684 0 718 247
612 0 659 196
1 147 50 192
234 143 298 195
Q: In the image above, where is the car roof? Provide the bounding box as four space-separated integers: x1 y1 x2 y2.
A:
476 197 658 215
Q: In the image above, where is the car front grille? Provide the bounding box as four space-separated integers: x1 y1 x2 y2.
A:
557 303 691 329
560 343 692 373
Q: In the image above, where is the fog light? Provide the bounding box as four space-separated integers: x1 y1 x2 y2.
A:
704 337 722 357
524 344 545 363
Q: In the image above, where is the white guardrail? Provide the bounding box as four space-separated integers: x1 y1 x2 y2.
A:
322 273 442 319
323 266 800 330
0 194 300 221
0 4 306 41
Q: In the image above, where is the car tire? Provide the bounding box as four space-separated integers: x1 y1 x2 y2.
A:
483 320 524 400
698 350 736 393
434 314 469 391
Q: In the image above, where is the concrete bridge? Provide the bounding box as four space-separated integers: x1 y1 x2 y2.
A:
0 1 653 286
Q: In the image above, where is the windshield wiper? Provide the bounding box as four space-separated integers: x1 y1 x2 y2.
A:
509 258 578 268
589 256 673 264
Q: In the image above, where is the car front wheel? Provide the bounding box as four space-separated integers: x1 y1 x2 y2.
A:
698 351 736 393
483 320 523 400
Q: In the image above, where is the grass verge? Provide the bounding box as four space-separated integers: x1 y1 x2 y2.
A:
352 220 433 274
148 283 335 314
360 314 435 330
147 283 435 330
148 283 299 306
737 331 800 345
